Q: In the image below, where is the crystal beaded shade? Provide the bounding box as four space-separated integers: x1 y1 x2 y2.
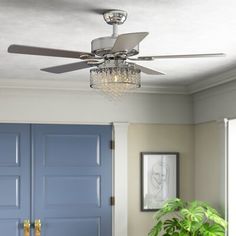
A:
90 63 141 97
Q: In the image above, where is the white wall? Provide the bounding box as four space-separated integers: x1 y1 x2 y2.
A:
193 80 236 123
0 88 193 124
2 78 236 125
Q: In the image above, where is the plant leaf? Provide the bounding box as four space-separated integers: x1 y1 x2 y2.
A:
180 206 205 222
179 219 192 232
190 200 227 229
192 201 221 216
148 221 163 236
164 218 181 234
154 198 184 221
206 209 227 229
199 223 225 236
179 228 189 236
172 233 180 236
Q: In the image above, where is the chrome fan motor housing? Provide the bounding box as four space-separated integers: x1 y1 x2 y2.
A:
91 36 139 57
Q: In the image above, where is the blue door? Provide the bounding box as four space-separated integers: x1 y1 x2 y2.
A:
0 124 31 236
32 124 112 236
0 124 112 236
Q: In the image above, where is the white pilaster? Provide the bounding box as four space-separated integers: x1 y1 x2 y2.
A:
112 122 129 236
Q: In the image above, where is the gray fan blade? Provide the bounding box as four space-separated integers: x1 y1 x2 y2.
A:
135 64 165 75
129 53 225 61
8 44 94 59
112 32 149 52
41 61 95 74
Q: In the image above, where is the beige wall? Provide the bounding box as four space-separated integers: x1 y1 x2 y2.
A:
128 124 195 236
194 121 226 215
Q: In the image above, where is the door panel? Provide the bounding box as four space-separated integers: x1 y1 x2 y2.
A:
0 219 21 235
44 176 101 207
44 217 100 236
0 176 20 208
44 134 101 167
0 133 20 167
0 124 30 236
32 125 112 236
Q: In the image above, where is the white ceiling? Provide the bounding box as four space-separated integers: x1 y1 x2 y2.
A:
1 0 236 94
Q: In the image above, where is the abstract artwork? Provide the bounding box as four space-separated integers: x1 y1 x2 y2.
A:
141 152 179 211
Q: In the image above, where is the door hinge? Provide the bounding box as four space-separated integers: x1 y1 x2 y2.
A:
110 196 115 206
110 140 115 150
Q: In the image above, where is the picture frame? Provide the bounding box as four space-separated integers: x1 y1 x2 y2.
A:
141 152 179 211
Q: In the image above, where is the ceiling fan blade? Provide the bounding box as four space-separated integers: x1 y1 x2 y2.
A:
41 61 96 74
112 32 149 53
129 53 225 61
8 44 95 59
135 64 165 75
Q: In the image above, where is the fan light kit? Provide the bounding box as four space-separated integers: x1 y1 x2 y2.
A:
90 61 141 96
8 10 225 98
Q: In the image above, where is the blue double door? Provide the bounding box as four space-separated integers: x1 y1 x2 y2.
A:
0 124 112 236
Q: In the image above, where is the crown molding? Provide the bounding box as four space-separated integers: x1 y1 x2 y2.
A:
0 79 90 92
136 84 188 94
0 78 189 95
188 67 236 94
193 79 236 101
1 68 236 95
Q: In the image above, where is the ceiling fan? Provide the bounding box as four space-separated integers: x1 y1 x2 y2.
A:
8 10 224 75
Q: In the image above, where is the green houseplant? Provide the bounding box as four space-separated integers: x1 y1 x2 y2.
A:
149 198 227 236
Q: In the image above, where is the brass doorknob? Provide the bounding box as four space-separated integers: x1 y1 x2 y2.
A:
23 220 31 236
34 219 41 236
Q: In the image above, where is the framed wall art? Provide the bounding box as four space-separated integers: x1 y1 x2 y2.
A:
141 152 179 211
